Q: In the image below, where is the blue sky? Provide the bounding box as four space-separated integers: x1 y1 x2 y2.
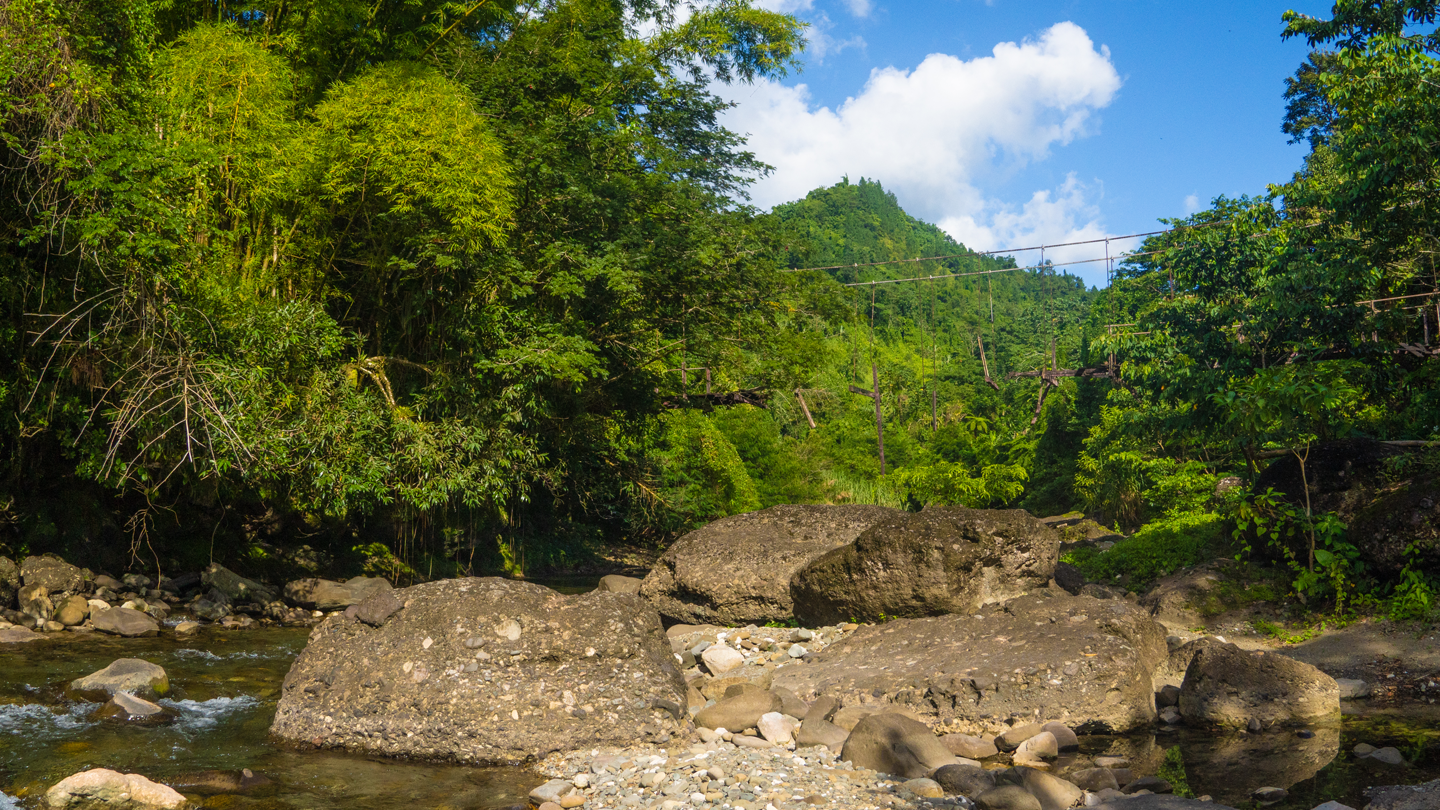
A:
716 0 1334 286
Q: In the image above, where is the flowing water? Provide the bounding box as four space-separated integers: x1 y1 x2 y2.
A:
2 586 1438 809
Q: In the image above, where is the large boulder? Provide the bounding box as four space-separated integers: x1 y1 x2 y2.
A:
284 577 391 611
21 554 85 595
840 712 960 778
694 689 781 731
0 625 42 643
639 504 900 625
790 507 1060 625
595 574 643 594
44 768 186 810
270 577 687 764
1179 641 1340 728
202 563 277 604
775 591 1167 736
69 658 170 700
92 607 160 637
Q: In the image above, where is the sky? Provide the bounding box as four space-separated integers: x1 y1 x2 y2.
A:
714 0 1335 287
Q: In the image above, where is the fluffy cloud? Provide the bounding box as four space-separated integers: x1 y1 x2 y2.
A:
719 22 1124 274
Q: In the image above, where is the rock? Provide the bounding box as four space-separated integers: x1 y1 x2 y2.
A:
94 693 175 726
639 504 900 625
1252 786 1287 802
732 734 774 749
1085 788 1128 806
1123 775 1172 794
1013 766 1085 810
1308 803 1355 810
773 685 809 718
1159 706 1182 725
270 577 686 763
791 506 1060 625
0 555 19 605
92 607 160 637
1088 798 1238 810
806 695 839 722
757 711 796 744
354 588 403 626
93 574 124 591
21 554 85 595
934 763 996 796
1335 678 1371 700
1179 641 1340 728
44 620 65 632
1354 743 1376 757
1369 747 1406 766
795 715 848 752
174 621 200 636
69 659 170 700
942 733 998 759
699 669 773 701
1068 768 1119 792
1181 725 1339 808
1041 721 1078 750
190 598 229 622
997 723 1045 751
1157 684 1181 707
284 577 391 611
55 595 89 626
44 768 186 809
902 778 945 798
840 712 960 779
1013 731 1058 764
1365 777 1440 810
1053 562 1085 595
787 643 808 658
20 582 53 623
530 779 577 804
830 704 881 731
701 644 745 675
775 592 1167 735
201 563 277 604
595 574 643 594
166 769 272 795
122 573 152 590
976 785 1043 810
1140 562 1228 628
695 689 781 731
0 625 41 643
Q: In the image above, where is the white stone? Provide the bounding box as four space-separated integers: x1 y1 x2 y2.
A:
45 768 186 809
701 644 745 676
87 599 111 613
757 712 796 745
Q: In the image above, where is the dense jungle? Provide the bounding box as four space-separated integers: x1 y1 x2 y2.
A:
1 0 1438 628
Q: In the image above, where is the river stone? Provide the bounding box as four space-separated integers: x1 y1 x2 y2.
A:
94 693 175 726
595 574 643 594
695 688 781 731
1335 678 1371 700
840 712 961 779
1179 641 1340 728
791 506 1060 625
284 577 391 611
1365 777 1440 810
0 556 18 605
92 607 160 637
1181 725 1339 807
933 763 995 796
775 592 1167 735
757 711 796 744
21 554 85 595
270 577 686 764
795 715 848 751
70 658 169 700
45 768 186 810
1013 731 1058 764
0 625 41 643
701 644 745 675
902 778 945 798
997 723 1045 751
1087 797 1238 810
55 595 89 626
773 685 809 718
942 733 998 759
19 582 53 623
1068 767 1119 792
639 504 901 625
1010 767 1085 810
976 785 1042 810
202 563 276 604
1369 746 1406 766
167 769 272 795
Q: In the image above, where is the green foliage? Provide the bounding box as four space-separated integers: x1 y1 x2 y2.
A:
893 460 1027 508
1156 747 1193 799
1065 511 1230 590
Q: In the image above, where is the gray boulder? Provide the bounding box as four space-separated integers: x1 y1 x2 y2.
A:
795 715 848 752
639 504 900 625
202 563 276 604
284 577 391 611
20 554 84 595
595 575 643 594
840 712 960 779
69 658 170 700
791 506 1060 625
270 577 687 764
92 607 160 637
1179 641 1340 728
775 592 1167 736
695 689 781 731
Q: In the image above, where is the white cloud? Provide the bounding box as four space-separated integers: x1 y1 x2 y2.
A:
755 0 814 13
803 13 866 63
1183 193 1201 214
719 21 1124 281
842 0 873 17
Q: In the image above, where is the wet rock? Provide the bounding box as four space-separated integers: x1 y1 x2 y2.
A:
43 620 65 632
0 625 41 643
977 784 1043 810
174 621 199 636
942 733 998 759
791 506 1060 625
775 592 1167 735
1179 641 1340 728
45 768 186 809
55 594 89 626
270 577 686 764
934 763 995 796
94 693 176 726
595 574 643 594
167 769 272 795
92 607 160 637
695 688 780 731
794 715 847 752
122 573 152 590
70 659 170 700
1309 802 1355 810
840 712 960 779
639 504 900 625
21 554 84 595
1365 777 1440 810
201 562 277 604
157 572 201 595
1182 725 1339 807
1368 747 1407 766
